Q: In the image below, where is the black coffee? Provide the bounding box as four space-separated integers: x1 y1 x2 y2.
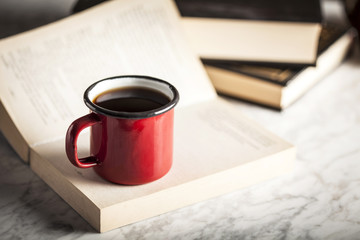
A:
94 87 170 112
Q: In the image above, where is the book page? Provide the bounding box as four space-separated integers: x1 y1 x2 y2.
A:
30 98 294 231
37 98 293 204
0 0 216 147
31 97 294 209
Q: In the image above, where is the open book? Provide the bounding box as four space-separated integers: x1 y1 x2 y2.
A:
0 0 295 232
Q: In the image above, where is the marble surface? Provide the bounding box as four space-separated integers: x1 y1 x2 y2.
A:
1 1 360 239
1 47 360 240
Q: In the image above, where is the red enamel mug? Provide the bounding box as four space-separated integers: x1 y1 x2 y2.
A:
65 75 179 185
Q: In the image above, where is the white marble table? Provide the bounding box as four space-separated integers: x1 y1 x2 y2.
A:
1 1 360 239
1 46 360 240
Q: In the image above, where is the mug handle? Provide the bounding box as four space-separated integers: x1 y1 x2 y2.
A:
65 113 101 168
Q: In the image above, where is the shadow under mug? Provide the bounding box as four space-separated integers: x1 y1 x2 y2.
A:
65 75 179 185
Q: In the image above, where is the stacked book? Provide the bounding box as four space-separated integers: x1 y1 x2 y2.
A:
176 0 355 110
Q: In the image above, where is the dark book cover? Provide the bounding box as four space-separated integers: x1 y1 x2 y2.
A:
175 0 322 23
203 23 352 87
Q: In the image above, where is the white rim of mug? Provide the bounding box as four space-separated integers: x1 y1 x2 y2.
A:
84 75 179 119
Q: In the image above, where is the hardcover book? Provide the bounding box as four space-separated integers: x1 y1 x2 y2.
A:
175 0 322 65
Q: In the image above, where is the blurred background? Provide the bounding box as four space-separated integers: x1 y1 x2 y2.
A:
0 0 75 39
0 0 359 40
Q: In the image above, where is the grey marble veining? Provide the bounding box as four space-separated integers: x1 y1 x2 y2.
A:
0 135 94 239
